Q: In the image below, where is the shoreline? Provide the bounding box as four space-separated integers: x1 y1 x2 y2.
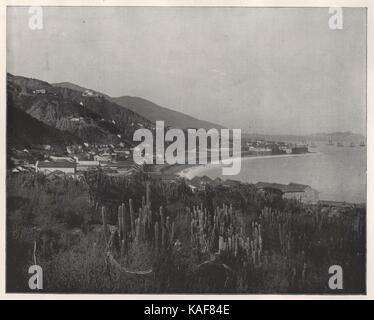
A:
162 152 320 180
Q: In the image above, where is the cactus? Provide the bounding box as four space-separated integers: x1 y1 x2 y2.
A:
146 181 151 208
118 205 122 241
160 206 165 227
170 221 175 244
122 204 127 243
101 206 108 245
161 224 166 248
129 198 134 239
120 239 125 260
135 217 140 242
154 221 160 251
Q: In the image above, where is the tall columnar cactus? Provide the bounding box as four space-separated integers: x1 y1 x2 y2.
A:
120 239 125 259
122 204 127 243
118 205 122 241
101 206 108 245
186 203 263 264
160 206 165 227
154 221 160 251
161 224 166 248
129 198 134 239
146 181 151 208
170 221 175 245
135 217 140 242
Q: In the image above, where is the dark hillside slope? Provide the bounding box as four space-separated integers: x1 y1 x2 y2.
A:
8 74 154 145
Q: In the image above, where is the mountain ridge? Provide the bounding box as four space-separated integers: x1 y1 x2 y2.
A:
244 131 366 143
52 81 224 130
8 73 154 147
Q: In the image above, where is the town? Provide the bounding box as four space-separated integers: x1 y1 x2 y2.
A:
10 138 365 213
9 135 311 177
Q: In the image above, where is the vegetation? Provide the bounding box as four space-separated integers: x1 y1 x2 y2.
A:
7 171 365 293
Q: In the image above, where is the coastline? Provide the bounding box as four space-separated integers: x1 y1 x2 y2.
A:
162 152 320 180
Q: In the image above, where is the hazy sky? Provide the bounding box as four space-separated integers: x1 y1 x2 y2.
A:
7 7 366 135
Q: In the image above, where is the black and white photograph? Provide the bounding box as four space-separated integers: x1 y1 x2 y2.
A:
5 5 367 294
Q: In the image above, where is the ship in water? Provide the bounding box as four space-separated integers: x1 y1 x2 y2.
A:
350 142 356 147
336 142 344 147
327 136 334 146
360 140 366 147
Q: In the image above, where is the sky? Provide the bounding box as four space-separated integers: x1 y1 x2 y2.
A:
7 7 367 135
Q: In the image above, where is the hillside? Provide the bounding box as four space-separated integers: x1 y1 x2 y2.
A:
7 106 80 148
111 96 224 130
53 82 224 130
7 74 154 146
52 82 104 95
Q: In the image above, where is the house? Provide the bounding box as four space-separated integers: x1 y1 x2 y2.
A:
50 156 75 162
190 175 212 190
291 145 309 154
33 88 46 94
256 182 319 204
211 177 223 187
82 89 99 97
76 160 100 171
94 153 112 162
113 148 132 160
188 184 198 192
282 183 319 204
222 179 241 188
105 160 135 173
36 161 76 174
256 182 285 196
247 147 272 156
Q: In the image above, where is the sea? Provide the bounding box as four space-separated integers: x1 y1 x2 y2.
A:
180 143 366 203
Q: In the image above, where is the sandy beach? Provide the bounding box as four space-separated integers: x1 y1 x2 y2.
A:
175 152 320 180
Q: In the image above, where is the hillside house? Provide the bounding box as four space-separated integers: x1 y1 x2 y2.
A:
222 179 241 188
256 182 319 204
190 175 212 191
36 161 76 174
255 182 285 196
33 88 46 94
282 183 319 203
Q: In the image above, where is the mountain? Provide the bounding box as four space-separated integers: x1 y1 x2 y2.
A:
244 131 366 144
53 82 224 130
310 131 366 143
7 74 154 146
7 106 80 149
8 73 224 153
111 96 224 130
52 82 104 95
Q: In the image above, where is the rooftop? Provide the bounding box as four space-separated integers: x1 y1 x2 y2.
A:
37 161 76 168
256 182 310 193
